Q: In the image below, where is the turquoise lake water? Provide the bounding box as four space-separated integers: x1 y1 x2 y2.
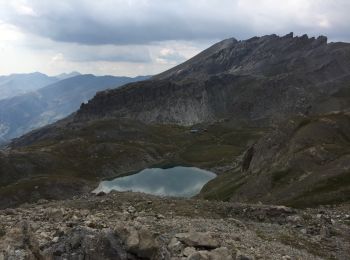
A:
93 166 216 197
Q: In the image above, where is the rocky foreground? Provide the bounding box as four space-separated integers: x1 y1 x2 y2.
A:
0 192 349 259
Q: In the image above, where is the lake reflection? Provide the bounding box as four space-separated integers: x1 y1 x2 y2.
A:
93 166 216 197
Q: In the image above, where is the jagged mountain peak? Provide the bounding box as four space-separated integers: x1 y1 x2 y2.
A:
154 33 334 83
72 33 350 127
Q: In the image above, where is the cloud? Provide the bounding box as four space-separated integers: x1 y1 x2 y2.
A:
67 45 152 63
156 48 187 65
1 0 348 46
0 0 350 76
10 1 38 17
50 53 64 63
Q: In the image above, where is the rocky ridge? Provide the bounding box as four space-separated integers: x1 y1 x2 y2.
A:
75 33 350 126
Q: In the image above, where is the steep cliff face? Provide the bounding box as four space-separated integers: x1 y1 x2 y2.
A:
76 80 216 125
76 33 350 126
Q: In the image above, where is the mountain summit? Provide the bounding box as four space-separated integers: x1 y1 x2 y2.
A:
76 33 350 125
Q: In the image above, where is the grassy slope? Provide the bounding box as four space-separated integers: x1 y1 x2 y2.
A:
201 113 350 207
0 118 266 208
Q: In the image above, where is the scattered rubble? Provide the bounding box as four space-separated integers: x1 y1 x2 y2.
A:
0 191 349 259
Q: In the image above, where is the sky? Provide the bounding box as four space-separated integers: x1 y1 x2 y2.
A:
0 0 349 77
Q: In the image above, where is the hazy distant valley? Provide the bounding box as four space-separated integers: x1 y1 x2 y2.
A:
0 73 149 143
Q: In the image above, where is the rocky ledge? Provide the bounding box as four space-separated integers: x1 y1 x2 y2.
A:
0 191 349 259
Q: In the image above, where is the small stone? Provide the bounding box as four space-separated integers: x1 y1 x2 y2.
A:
116 226 159 259
52 237 59 243
320 226 331 238
96 191 106 196
66 222 76 228
127 206 136 214
3 208 16 215
85 221 97 229
282 255 291 260
209 247 233 260
183 247 196 257
46 208 63 221
70 233 82 249
40 232 49 238
168 238 183 255
236 252 254 260
135 228 159 258
156 214 165 219
187 251 209 260
125 227 140 250
231 235 241 242
176 232 219 249
286 215 302 224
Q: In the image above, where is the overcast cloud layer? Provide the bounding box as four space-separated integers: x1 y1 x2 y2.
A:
0 0 349 76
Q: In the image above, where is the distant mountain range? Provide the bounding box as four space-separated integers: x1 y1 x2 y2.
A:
55 71 81 80
0 74 149 142
0 72 83 100
0 72 59 100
